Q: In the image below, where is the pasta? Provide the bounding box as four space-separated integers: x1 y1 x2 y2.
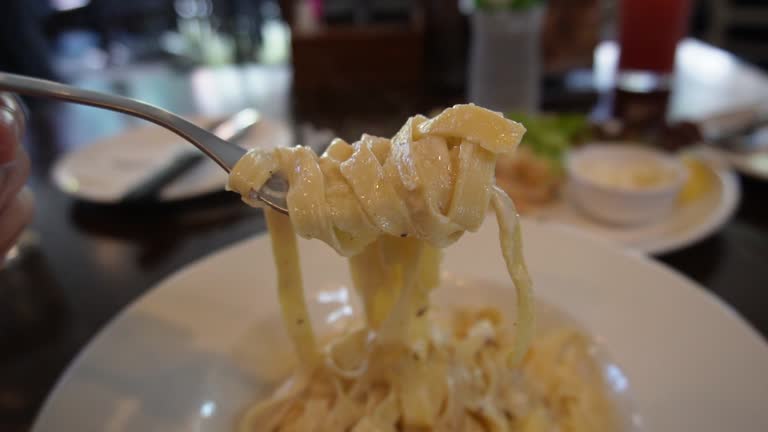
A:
228 104 617 431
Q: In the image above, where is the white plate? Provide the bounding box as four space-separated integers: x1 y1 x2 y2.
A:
695 105 768 181
52 116 292 203
534 159 740 255
714 148 768 181
32 220 768 432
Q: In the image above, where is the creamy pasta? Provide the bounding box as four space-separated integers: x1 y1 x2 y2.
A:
228 104 617 431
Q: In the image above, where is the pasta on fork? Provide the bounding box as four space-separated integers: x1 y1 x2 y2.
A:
228 104 617 431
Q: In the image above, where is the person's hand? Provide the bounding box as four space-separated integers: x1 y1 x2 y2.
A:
0 93 32 264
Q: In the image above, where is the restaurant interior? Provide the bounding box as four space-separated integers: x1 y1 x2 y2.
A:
1 1 768 431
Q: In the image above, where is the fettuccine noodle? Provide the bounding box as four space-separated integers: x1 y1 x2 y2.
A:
228 104 617 431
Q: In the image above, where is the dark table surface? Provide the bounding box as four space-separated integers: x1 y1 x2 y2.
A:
2 40 768 431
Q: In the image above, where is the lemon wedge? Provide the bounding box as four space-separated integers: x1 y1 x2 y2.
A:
679 156 714 203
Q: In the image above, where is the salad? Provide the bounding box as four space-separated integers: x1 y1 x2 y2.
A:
495 112 591 212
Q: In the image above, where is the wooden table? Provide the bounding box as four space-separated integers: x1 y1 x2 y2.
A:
1 40 767 431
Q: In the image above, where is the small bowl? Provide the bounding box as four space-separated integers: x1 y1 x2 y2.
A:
566 143 687 226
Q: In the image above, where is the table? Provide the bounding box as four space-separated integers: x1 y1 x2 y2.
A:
2 40 767 431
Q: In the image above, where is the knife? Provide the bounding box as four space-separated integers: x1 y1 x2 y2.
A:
120 108 261 204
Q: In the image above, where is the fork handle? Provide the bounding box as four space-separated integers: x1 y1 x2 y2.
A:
0 72 245 171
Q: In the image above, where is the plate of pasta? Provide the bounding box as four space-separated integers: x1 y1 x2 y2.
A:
33 106 768 432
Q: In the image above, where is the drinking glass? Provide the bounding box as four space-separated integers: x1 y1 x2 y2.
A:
617 0 693 92
468 6 545 113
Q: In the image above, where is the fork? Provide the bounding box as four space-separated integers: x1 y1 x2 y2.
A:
0 72 288 213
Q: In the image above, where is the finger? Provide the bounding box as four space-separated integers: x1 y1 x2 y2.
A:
0 110 18 164
0 227 24 268
0 189 34 261
0 93 25 134
0 146 30 212
0 93 25 164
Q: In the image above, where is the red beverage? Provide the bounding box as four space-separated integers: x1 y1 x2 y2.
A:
618 0 693 73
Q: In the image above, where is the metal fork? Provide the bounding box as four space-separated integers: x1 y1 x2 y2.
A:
0 72 288 213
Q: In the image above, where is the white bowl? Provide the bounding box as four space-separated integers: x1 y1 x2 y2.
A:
566 143 687 226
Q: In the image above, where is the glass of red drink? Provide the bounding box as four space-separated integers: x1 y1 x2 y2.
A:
617 0 693 91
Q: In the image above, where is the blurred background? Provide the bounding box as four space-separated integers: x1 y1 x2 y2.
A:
2 1 768 431
3 1 768 90
2 0 767 149
1 0 767 133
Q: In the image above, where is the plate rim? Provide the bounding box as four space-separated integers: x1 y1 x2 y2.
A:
50 116 291 204
639 165 741 255
540 162 741 255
